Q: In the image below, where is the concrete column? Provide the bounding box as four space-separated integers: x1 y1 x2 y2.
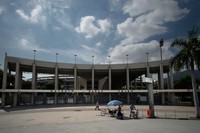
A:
147 64 155 117
91 94 94 104
108 66 111 90
127 93 130 104
1 55 8 108
134 79 137 89
18 68 22 105
109 93 112 101
54 65 58 104
1 93 5 108
159 63 165 105
130 81 133 93
73 93 76 103
140 76 143 89
92 66 94 91
91 66 94 103
169 65 175 104
167 72 170 89
126 67 130 104
32 63 37 89
14 61 20 106
108 66 112 102
169 66 174 89
74 66 77 90
31 62 37 105
167 72 170 104
157 72 160 89
2 55 7 89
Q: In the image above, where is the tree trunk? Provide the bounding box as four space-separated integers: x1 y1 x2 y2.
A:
191 69 200 118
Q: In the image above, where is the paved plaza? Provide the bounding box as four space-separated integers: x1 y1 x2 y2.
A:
0 105 199 133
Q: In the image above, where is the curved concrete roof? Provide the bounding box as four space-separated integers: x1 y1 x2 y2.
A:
6 56 171 80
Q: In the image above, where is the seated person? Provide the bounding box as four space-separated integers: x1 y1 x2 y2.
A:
108 109 116 116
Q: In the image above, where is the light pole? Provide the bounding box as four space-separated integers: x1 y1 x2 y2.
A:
159 38 164 105
33 50 37 61
146 52 149 68
56 53 59 63
92 55 94 65
74 54 77 64
108 55 111 65
126 54 129 64
159 38 164 61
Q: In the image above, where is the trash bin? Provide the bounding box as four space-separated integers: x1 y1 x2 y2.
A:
147 109 151 117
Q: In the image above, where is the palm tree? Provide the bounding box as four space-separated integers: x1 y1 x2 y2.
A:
170 26 200 118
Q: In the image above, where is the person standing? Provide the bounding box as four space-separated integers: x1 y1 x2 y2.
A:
117 105 123 119
95 101 100 110
130 104 136 112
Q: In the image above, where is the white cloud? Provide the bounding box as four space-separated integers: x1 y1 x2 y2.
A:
0 6 5 15
108 40 174 64
21 38 29 47
19 38 49 53
16 9 29 21
76 16 99 38
97 19 111 34
41 1 73 29
76 16 111 38
53 26 61 31
16 5 46 24
81 44 94 51
123 0 189 19
16 1 73 29
117 0 190 45
81 44 100 54
117 18 167 44
109 0 125 12
96 42 102 47
78 44 106 63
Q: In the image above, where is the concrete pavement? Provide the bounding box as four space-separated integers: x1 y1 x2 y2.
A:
0 105 199 133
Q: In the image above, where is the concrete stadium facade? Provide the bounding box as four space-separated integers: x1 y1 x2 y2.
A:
0 54 193 107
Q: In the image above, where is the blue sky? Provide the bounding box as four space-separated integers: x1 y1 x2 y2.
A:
0 0 200 69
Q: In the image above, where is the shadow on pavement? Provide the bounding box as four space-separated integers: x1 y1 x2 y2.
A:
1 104 95 113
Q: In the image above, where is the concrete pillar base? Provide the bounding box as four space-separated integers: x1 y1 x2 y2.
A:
127 93 130 104
54 93 58 104
162 93 165 105
13 93 18 107
31 93 35 105
1 93 5 108
91 94 94 104
73 94 76 104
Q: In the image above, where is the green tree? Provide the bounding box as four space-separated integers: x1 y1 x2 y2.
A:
0 69 15 89
174 75 192 89
22 80 32 89
170 26 200 118
41 80 55 90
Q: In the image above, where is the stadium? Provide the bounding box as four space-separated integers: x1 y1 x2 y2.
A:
1 54 193 107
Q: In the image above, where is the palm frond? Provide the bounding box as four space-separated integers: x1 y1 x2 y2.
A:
188 26 199 40
171 49 191 70
171 53 184 70
194 49 200 69
171 38 187 49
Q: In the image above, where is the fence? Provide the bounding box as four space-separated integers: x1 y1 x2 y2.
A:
138 109 195 119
